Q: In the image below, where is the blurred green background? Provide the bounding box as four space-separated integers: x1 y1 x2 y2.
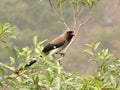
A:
0 0 120 75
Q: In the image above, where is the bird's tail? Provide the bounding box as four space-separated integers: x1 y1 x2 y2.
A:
24 60 37 67
17 60 37 73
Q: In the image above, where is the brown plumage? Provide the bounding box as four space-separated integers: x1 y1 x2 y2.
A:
42 30 75 56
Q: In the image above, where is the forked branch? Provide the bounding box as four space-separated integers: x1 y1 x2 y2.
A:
48 0 91 57
63 16 91 54
48 0 70 31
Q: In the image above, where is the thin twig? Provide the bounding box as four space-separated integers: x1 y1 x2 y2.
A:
48 0 70 31
0 61 15 71
59 0 70 31
63 16 91 54
48 0 54 8
72 5 77 31
78 16 91 31
76 7 84 18
48 0 60 22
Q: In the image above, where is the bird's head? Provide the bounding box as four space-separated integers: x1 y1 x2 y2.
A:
67 30 75 36
65 30 75 41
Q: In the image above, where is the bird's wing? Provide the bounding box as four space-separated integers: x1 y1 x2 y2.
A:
42 37 65 54
42 41 65 54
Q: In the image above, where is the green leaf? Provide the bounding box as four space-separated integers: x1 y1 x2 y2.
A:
94 42 101 50
11 47 18 58
57 0 67 7
110 75 116 88
0 67 5 75
11 35 16 39
83 49 94 55
10 56 15 65
33 36 37 46
0 81 3 87
104 49 108 56
85 42 95 48
0 40 7 44
72 0 78 6
38 39 47 45
0 28 3 34
33 75 39 85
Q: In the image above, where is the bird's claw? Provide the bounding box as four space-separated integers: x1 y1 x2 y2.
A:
56 53 65 57
60 53 65 57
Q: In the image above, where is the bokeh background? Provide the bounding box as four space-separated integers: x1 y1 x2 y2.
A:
0 0 120 75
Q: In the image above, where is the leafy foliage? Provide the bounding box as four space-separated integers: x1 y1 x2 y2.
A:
0 23 16 47
0 0 120 90
57 0 100 7
0 23 120 90
84 42 120 89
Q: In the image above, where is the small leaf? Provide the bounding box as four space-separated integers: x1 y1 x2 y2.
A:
0 28 3 34
94 42 101 50
14 68 20 74
10 56 15 65
6 76 14 80
0 40 7 44
38 39 47 45
33 75 39 85
0 67 5 75
85 42 94 48
11 35 16 39
72 0 78 6
33 36 37 46
83 49 94 55
110 75 116 88
0 81 3 87
104 49 108 56
57 0 67 7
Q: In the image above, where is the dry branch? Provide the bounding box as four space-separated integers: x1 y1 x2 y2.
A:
48 0 91 67
63 16 91 55
48 0 70 31
48 0 54 8
59 0 70 31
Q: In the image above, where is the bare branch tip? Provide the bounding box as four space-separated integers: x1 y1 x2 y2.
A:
48 0 53 9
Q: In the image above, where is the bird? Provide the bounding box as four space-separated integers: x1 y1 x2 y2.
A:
22 30 75 69
42 30 75 56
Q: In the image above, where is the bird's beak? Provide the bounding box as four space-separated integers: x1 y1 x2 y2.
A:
71 33 75 36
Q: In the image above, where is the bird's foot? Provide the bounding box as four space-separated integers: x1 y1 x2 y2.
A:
60 53 65 57
56 53 65 57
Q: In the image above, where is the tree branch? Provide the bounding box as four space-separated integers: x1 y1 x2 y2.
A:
48 0 54 8
0 61 15 71
78 16 91 31
63 16 91 54
0 61 47 89
59 0 70 31
72 6 77 31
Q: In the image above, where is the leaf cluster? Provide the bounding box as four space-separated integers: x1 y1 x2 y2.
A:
57 0 100 7
0 23 120 90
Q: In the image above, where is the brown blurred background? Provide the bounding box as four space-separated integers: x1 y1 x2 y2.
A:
0 0 120 75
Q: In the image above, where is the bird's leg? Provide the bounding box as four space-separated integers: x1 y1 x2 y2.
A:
56 53 65 57
52 54 57 59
